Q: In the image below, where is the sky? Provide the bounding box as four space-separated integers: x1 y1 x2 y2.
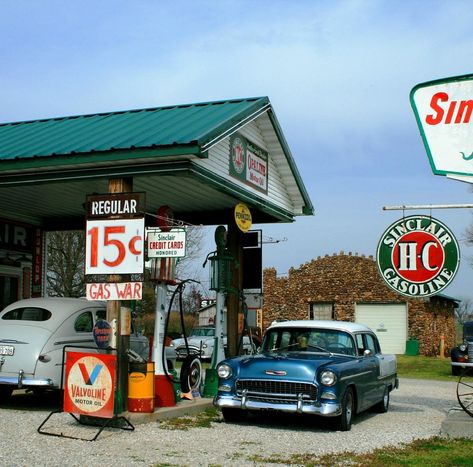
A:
2 0 473 303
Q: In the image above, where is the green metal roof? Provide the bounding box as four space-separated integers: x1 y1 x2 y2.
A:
0 96 270 160
0 96 314 220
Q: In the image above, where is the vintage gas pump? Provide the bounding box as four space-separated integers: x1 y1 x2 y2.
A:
149 206 177 407
202 225 235 396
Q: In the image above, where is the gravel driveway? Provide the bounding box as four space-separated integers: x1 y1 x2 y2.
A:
0 378 459 467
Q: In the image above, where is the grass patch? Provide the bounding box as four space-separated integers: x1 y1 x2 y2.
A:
247 437 473 466
158 407 220 430
396 354 455 381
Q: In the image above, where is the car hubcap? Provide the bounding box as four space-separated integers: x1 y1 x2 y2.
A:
346 393 353 423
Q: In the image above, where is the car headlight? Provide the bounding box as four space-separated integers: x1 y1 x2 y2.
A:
217 363 232 379
460 344 467 352
320 370 337 386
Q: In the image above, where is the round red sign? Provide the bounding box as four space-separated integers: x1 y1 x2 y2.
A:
391 230 445 283
377 215 459 298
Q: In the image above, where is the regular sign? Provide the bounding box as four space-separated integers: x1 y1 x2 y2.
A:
410 74 473 178
377 215 460 298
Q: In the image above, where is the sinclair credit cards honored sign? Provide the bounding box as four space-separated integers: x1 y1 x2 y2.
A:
377 215 460 298
147 229 187 258
230 132 268 193
63 351 116 418
411 74 473 178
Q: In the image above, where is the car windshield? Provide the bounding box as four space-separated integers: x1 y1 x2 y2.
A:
192 328 215 337
464 323 473 341
261 327 356 356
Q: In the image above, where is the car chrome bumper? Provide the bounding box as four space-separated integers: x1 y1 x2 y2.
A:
0 370 54 389
214 394 341 417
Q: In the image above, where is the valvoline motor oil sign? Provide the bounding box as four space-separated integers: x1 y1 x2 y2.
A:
63 351 116 418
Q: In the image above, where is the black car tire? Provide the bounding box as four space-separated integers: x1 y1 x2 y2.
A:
0 386 13 402
180 356 202 393
452 365 461 376
334 387 354 431
373 386 390 413
221 407 248 423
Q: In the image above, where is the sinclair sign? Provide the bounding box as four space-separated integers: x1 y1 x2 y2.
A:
410 74 473 178
377 215 460 298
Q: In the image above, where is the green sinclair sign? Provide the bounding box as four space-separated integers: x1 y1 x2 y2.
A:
377 215 460 298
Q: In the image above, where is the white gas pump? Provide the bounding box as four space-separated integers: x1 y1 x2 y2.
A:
210 288 226 368
152 281 169 375
149 257 177 407
148 205 178 407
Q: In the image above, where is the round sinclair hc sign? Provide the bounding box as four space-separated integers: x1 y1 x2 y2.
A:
377 215 460 298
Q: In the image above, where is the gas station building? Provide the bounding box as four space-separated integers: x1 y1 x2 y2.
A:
0 96 313 354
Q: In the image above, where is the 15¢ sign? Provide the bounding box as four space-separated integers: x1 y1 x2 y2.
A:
377 215 460 298
85 218 144 275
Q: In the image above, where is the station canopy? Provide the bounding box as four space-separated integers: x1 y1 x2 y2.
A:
0 96 313 229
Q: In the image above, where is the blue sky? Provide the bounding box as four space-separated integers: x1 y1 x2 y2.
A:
2 0 473 302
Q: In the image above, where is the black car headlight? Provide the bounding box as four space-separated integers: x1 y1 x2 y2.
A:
460 344 467 352
320 370 337 386
217 363 233 379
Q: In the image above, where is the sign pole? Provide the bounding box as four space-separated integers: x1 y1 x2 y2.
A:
107 177 132 414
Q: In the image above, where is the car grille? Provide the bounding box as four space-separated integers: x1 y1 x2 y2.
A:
468 342 473 361
175 346 201 357
236 379 317 403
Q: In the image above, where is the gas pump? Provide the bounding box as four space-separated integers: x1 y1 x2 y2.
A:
149 257 176 407
149 206 177 407
202 225 236 397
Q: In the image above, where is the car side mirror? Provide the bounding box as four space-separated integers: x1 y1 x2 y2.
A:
363 349 372 357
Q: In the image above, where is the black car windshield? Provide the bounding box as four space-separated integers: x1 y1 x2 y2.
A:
192 328 215 337
464 322 473 341
262 327 356 356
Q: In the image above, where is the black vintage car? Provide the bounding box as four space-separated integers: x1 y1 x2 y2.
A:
451 321 473 376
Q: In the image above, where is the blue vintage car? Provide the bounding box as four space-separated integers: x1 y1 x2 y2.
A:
214 320 398 431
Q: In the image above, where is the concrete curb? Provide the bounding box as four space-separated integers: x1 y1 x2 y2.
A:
126 397 215 424
441 408 473 438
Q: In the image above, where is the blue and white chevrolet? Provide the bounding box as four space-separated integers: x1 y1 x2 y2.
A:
214 320 398 431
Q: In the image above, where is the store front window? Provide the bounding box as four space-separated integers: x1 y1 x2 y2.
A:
0 275 19 309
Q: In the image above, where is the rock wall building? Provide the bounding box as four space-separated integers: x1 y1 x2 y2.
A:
262 253 458 356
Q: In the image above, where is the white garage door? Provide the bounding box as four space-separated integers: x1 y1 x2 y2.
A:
355 303 407 354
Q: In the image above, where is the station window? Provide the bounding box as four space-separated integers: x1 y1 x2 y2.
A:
308 302 334 320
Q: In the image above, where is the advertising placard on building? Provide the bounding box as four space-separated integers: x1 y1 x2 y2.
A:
229 133 268 193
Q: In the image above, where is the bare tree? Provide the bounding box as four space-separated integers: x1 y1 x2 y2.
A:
45 224 206 305
176 225 206 280
46 231 85 297
455 298 473 325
